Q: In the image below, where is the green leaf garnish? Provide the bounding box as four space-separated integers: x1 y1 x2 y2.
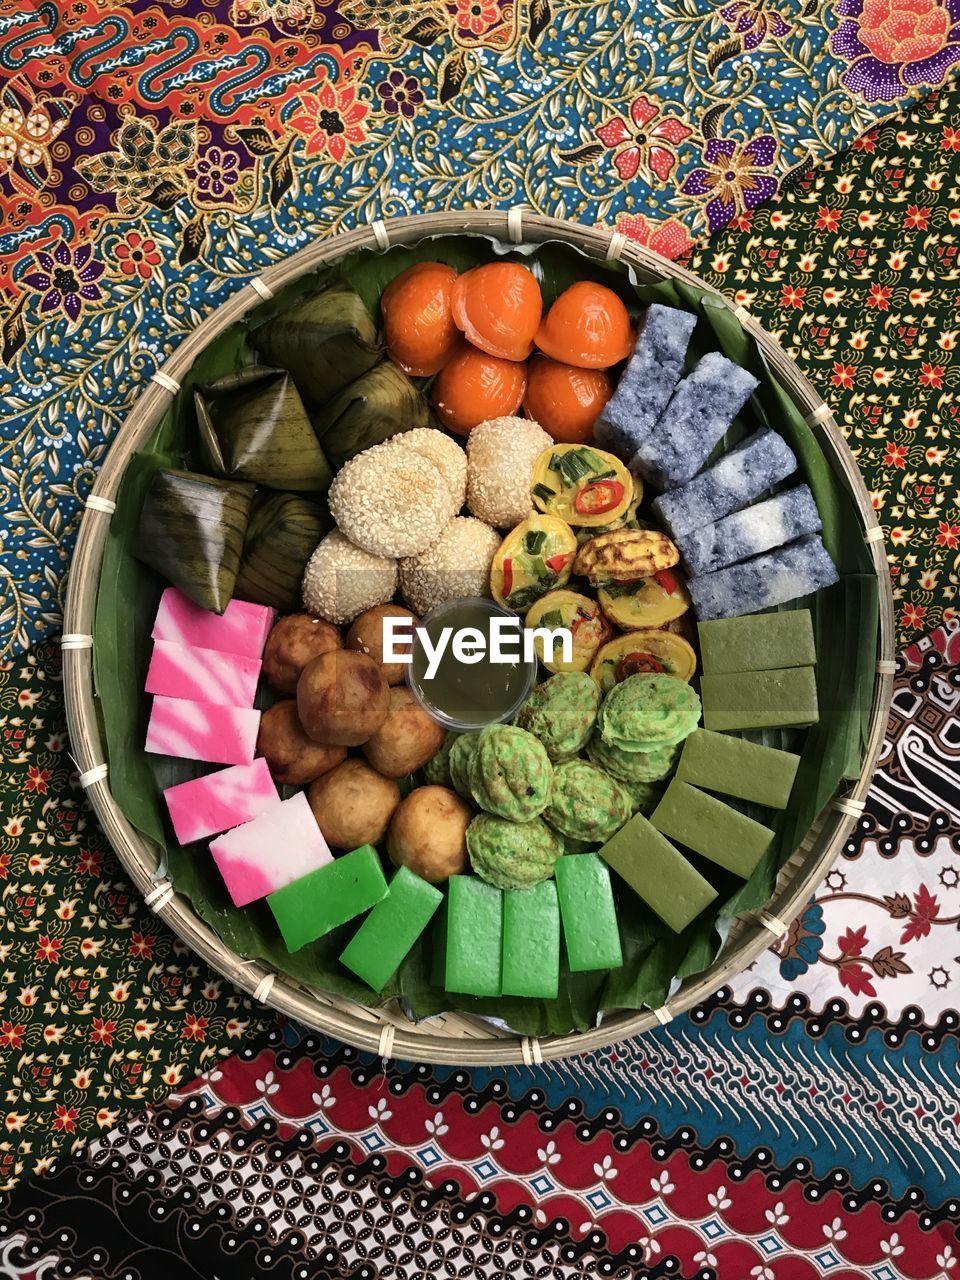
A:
537 609 564 628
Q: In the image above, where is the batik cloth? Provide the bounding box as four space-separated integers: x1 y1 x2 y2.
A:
1 0 959 653
688 88 960 645
0 642 275 1189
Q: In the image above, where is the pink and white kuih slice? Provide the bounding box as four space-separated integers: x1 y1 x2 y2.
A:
146 589 330 909
163 758 281 846
152 586 275 657
145 639 262 707
210 793 332 907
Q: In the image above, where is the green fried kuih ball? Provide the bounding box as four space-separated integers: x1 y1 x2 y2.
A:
516 671 601 761
469 724 553 822
466 814 562 891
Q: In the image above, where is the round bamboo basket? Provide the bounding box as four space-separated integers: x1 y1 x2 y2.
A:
62 211 895 1066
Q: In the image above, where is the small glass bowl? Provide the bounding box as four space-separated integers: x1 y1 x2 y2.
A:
405 597 538 732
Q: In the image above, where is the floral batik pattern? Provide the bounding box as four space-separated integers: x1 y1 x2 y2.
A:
0 0 959 655
0 1020 956 1278
0 642 273 1188
729 620 960 1017
691 87 960 644
680 135 779 234
832 0 960 103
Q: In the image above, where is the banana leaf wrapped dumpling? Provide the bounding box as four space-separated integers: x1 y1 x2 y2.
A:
312 361 430 469
253 282 381 405
135 468 254 614
195 366 332 492
234 491 330 612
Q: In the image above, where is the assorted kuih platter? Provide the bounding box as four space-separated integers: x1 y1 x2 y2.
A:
63 212 893 1065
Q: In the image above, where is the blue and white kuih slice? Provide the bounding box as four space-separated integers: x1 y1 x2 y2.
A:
652 428 797 537
594 304 697 461
687 535 839 619
628 352 759 490
678 484 823 577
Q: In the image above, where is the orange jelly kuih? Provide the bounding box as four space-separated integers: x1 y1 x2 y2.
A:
523 355 613 444
381 261 460 377
431 342 526 436
451 261 542 362
535 281 635 369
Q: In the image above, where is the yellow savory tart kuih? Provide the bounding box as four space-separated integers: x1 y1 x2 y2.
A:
597 567 691 630
531 443 633 527
491 513 578 612
589 629 697 692
525 589 614 673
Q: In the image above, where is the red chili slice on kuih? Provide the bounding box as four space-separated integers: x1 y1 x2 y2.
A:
545 552 570 572
653 569 679 595
574 479 625 517
502 557 513 598
616 652 664 681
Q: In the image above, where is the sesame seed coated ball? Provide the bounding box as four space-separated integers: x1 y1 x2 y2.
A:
399 516 502 615
387 428 467 516
302 529 398 625
328 441 452 558
465 416 553 529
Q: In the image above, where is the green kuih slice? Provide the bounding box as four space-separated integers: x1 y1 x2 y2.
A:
599 813 718 934
268 845 388 952
701 667 819 731
698 610 816 675
135 467 254 614
445 876 503 997
502 881 561 999
469 724 553 822
676 729 800 809
234 490 329 612
598 673 702 752
194 366 333 492
651 780 774 879
467 814 562 891
543 760 633 843
339 866 443 992
254 281 381 404
554 854 623 972
516 672 601 761
311 361 431 469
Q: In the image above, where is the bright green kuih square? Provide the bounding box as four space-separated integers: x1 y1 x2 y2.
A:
340 866 443 992
701 667 819 731
268 844 388 952
676 729 800 809
651 780 774 879
502 881 560 999
698 610 815 675
554 854 622 972
599 813 717 934
445 876 503 997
